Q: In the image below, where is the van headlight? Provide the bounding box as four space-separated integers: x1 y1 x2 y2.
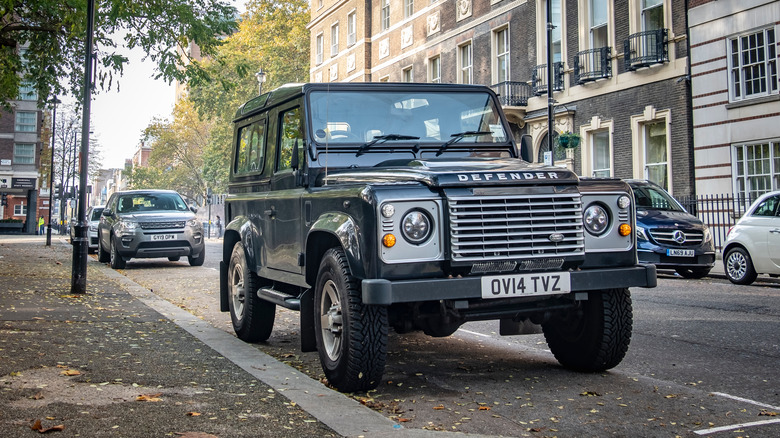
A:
401 209 432 244
583 204 610 236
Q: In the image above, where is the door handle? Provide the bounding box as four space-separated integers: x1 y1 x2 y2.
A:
770 229 780 234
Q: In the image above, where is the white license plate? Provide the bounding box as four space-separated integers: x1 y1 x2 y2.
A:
151 234 177 241
667 249 694 257
481 272 571 299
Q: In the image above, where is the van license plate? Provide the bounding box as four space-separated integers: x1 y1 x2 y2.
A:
152 234 177 241
481 272 571 299
667 249 694 257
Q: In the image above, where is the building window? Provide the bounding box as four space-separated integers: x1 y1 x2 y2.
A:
551 0 562 62
316 33 324 65
641 0 663 32
459 43 473 84
381 0 390 31
347 12 356 46
733 141 780 200
15 111 36 132
403 66 413 82
405 0 414 18
13 143 35 164
644 121 668 189
429 56 441 83
18 82 37 101
591 130 611 177
729 28 777 102
14 202 27 216
590 0 608 49
494 27 510 83
331 23 339 56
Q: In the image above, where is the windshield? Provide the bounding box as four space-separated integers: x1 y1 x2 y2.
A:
309 91 508 147
632 185 684 212
116 193 189 213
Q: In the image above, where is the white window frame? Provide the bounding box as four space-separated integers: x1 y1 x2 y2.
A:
331 23 339 57
493 26 510 84
429 56 441 83
589 0 609 50
347 11 357 46
627 0 670 37
381 0 390 32
458 42 473 84
316 33 324 65
728 27 778 103
732 140 780 200
402 66 413 82
631 106 672 191
579 116 614 178
536 1 564 65
405 0 414 18
14 202 27 216
13 143 35 164
15 111 36 132
641 0 664 32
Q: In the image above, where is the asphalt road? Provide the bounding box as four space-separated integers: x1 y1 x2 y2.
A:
111 240 780 437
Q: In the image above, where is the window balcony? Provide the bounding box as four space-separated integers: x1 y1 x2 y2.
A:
624 28 668 71
574 47 612 84
491 81 533 107
532 62 564 96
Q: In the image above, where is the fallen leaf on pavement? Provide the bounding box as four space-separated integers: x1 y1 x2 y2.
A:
174 433 218 438
60 370 81 376
759 410 778 416
433 405 445 410
136 393 162 402
478 406 491 411
30 419 65 433
186 412 202 416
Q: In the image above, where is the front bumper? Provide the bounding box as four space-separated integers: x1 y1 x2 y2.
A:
361 265 656 305
637 248 716 269
115 229 204 259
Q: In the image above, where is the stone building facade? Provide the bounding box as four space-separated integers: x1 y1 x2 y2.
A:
309 0 695 197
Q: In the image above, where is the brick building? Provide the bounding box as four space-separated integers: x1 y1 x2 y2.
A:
0 75 46 233
309 0 695 196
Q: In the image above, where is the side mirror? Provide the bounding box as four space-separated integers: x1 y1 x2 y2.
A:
190 206 198 214
520 134 533 162
102 209 113 217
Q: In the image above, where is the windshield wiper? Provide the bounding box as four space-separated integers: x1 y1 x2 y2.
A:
436 131 492 156
356 134 420 156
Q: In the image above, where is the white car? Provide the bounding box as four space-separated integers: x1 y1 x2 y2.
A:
70 205 105 253
723 191 780 285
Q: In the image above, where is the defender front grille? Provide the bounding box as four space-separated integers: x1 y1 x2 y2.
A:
448 193 584 262
649 229 703 246
139 221 186 230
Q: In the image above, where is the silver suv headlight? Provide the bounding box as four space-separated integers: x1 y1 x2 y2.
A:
187 219 200 228
117 219 137 235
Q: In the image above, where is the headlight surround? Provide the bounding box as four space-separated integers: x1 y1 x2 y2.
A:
401 209 432 244
187 219 200 228
703 227 712 243
583 204 610 236
636 225 649 241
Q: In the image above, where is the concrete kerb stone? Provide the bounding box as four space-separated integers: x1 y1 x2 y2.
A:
90 257 494 438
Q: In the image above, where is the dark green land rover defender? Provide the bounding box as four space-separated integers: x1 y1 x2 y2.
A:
220 83 656 392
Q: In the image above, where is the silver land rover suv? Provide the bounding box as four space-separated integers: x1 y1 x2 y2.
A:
98 190 205 269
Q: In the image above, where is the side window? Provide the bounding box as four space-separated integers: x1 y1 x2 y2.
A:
752 196 780 217
278 107 304 171
235 119 266 174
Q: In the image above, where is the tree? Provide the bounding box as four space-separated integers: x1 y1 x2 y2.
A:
128 99 213 202
0 0 238 107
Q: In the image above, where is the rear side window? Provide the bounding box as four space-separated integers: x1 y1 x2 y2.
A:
235 119 267 174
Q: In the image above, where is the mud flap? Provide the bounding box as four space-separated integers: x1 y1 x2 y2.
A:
219 261 229 312
299 288 317 352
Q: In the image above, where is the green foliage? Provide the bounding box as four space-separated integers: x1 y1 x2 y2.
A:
0 0 238 107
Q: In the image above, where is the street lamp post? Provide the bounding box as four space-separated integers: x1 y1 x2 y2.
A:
255 69 266 95
46 97 61 246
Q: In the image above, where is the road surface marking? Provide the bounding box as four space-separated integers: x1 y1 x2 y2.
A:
710 391 780 410
694 418 780 435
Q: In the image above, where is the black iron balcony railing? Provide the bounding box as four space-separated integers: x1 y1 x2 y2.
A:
574 46 612 84
491 81 533 107
624 28 668 71
532 62 564 95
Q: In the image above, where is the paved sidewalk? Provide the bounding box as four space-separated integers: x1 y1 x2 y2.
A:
0 235 336 437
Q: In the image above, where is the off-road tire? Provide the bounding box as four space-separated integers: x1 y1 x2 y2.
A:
188 251 205 267
98 238 109 263
675 267 711 279
228 243 275 342
168 256 181 262
109 236 127 269
724 247 758 285
542 289 632 372
314 247 388 392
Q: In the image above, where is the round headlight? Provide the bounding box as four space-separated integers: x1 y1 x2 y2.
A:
618 195 631 209
401 210 432 244
583 204 610 236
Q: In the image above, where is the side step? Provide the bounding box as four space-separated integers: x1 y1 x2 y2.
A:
257 288 301 310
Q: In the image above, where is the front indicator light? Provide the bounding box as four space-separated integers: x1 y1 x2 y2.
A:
619 223 632 236
382 234 396 248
